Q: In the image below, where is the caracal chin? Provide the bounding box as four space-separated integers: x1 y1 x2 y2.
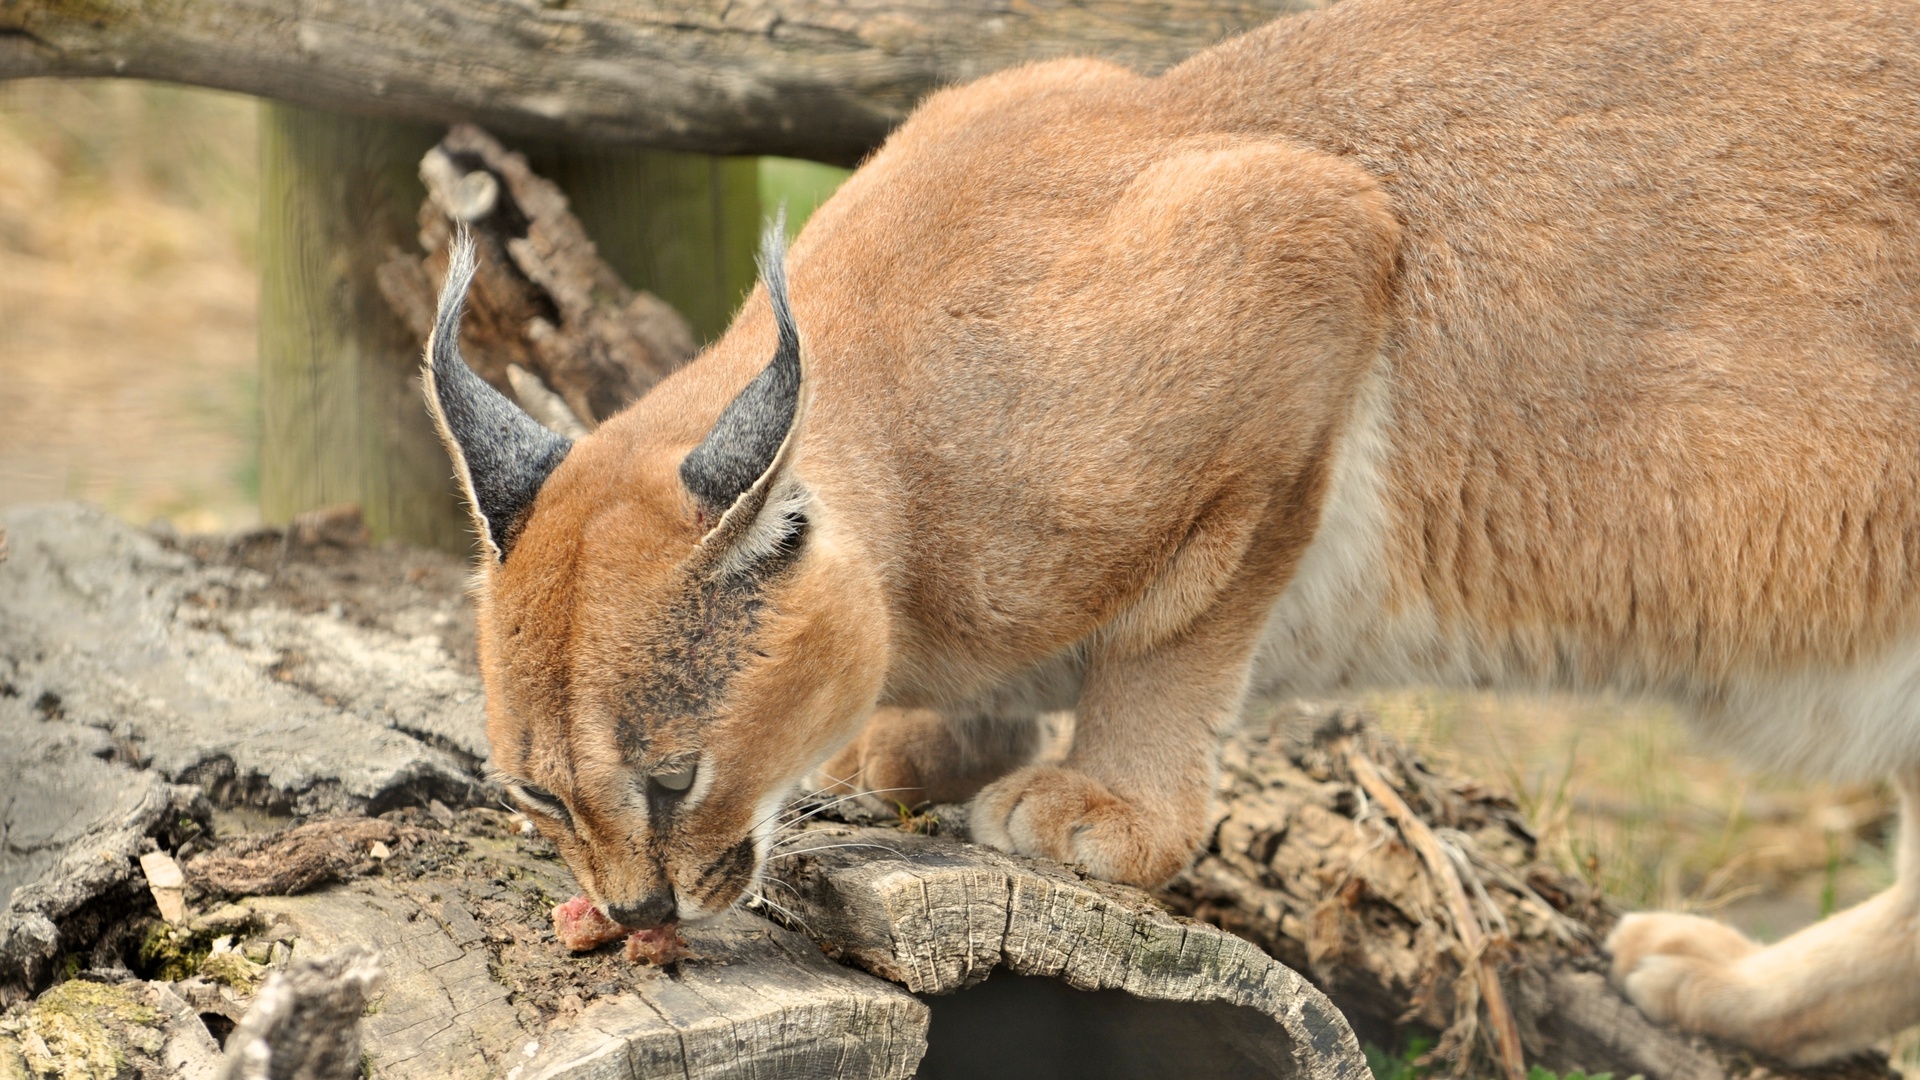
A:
424 0 1920 1062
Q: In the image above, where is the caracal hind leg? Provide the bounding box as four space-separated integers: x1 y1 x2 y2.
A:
971 628 1243 888
811 706 1042 807
1609 767 1920 1065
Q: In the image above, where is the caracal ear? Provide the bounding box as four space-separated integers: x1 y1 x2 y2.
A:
421 232 573 562
680 214 812 570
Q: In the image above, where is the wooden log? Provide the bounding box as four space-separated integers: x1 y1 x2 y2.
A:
767 822 1368 1079
200 806 1362 1079
0 1 1324 166
0 503 491 829
219 816 931 1080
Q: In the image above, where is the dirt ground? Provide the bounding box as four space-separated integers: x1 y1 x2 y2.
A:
1 78 1908 1069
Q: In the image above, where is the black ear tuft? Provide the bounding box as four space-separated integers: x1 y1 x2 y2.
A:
423 232 572 560
680 215 801 515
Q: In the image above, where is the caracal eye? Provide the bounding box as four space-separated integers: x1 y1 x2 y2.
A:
652 764 696 793
511 783 571 824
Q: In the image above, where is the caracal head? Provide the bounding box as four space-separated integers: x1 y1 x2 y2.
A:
423 224 887 928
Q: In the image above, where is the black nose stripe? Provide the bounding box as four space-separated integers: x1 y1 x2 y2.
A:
689 838 760 911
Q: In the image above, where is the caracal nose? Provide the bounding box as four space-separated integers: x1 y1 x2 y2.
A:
605 891 677 929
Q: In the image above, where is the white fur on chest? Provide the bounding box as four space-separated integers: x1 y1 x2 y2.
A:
1249 361 1480 701
1687 649 1920 782
1247 360 1920 782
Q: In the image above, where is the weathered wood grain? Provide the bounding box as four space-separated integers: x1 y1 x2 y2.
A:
234 818 930 1080
769 822 1369 1079
0 1 1323 164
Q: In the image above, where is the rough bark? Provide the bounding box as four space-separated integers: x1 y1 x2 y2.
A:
769 819 1367 1079
1160 711 1901 1080
216 947 383 1080
0 1 1322 165
0 503 490 827
376 125 698 432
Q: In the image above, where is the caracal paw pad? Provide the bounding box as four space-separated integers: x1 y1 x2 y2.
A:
1608 912 1772 1043
970 765 1195 887
1607 911 1759 985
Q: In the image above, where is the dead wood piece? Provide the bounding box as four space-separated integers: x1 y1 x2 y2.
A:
377 125 697 430
0 1 1319 164
1346 743 1526 1080
0 978 225 1080
234 816 926 1079
1159 709 1900 1080
0 504 491 825
768 824 1369 1079
218 946 383 1080
186 818 432 900
0 741 207 997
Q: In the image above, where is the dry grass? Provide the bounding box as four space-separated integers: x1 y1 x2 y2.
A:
1366 690 1895 942
0 79 260 532
4 77 1913 1069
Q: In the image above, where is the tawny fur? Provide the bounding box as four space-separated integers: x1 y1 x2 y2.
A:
445 0 1920 1062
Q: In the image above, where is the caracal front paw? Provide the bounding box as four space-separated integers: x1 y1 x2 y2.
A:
1607 912 1781 1052
970 765 1201 887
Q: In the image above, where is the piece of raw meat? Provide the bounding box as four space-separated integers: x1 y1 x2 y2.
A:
551 895 693 964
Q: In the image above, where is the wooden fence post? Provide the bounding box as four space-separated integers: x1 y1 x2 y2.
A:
258 103 467 551
258 107 760 551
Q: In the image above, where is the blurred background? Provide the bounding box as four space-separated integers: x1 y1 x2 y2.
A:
0 77 1903 1064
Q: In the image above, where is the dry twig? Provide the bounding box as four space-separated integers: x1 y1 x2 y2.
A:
1347 742 1528 1080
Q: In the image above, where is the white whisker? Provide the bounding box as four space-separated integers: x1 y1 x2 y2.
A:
747 774 874 835
772 787 916 834
744 889 814 935
769 841 901 860
758 875 804 899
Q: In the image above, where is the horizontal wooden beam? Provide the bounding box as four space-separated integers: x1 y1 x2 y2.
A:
0 1 1318 165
